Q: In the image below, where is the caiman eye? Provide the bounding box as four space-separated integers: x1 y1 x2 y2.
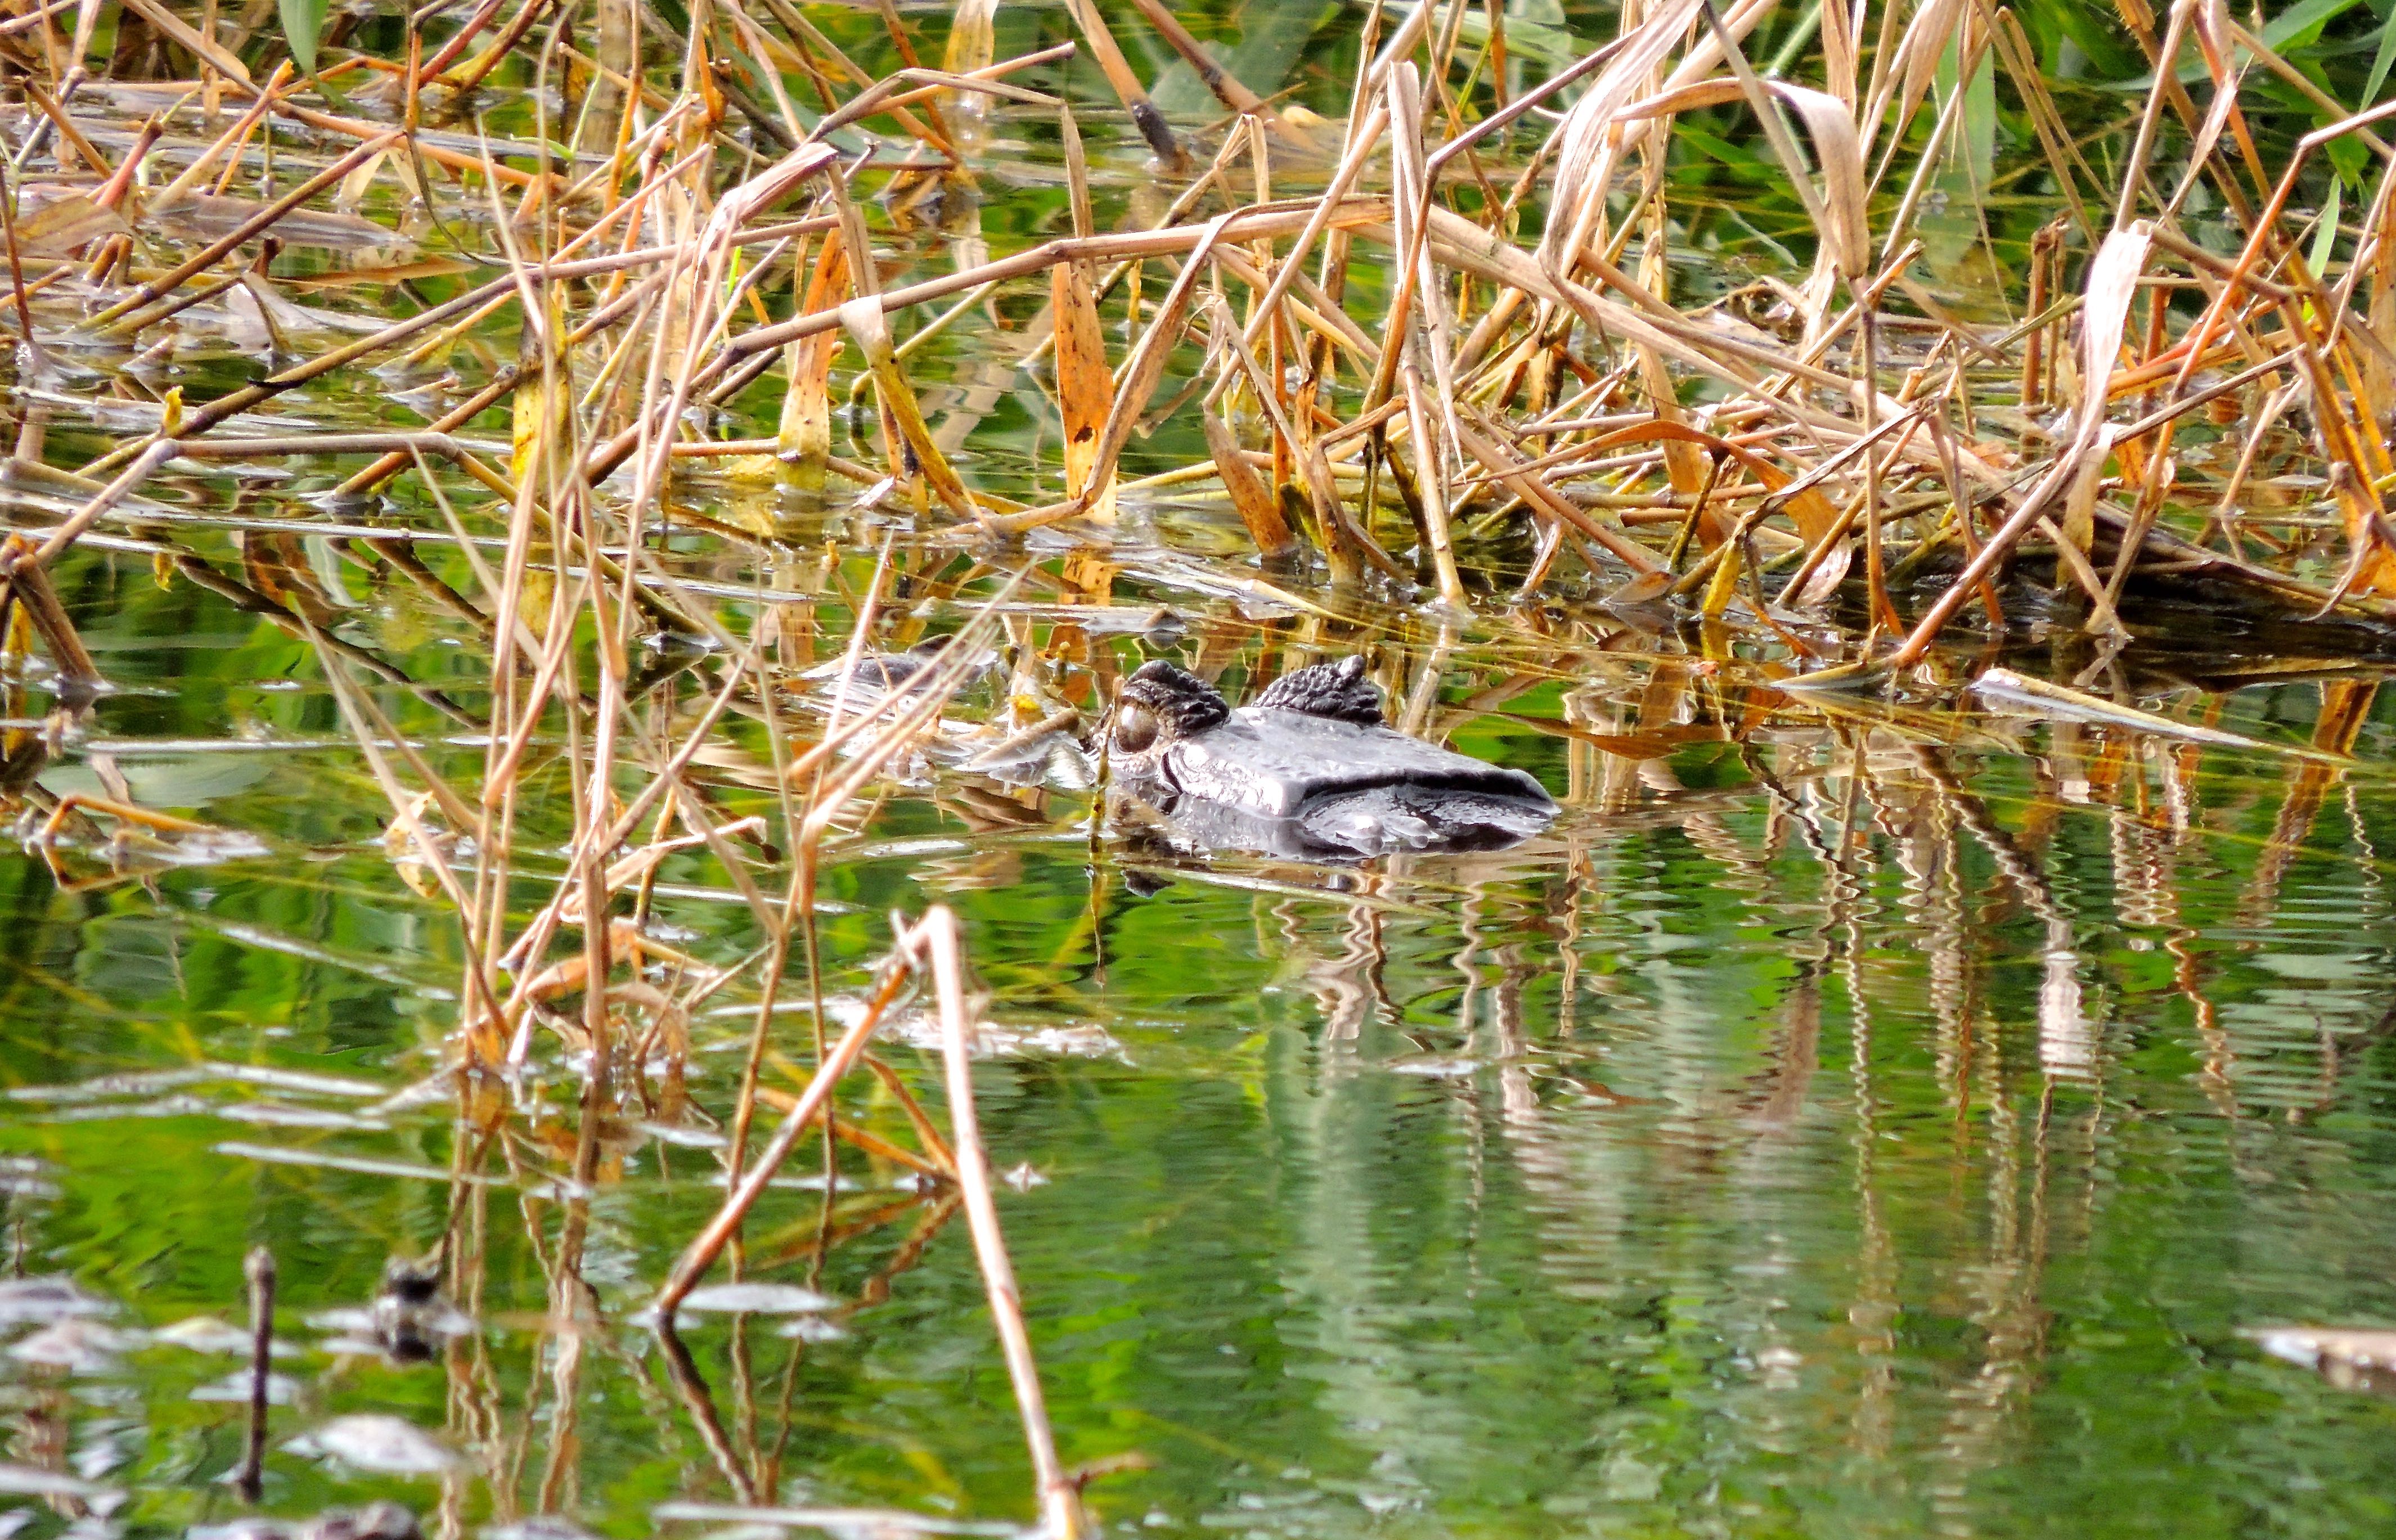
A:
1113 700 1159 753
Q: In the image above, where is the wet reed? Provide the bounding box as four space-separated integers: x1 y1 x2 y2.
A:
1 0 2393 1530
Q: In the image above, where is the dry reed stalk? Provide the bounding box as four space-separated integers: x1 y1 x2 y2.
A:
1386 65 1468 607
914 905 1080 1538
1058 0 1181 168
654 953 893 1314
116 0 248 80
0 533 97 693
659 899 1079 1540
1872 224 2155 673
83 130 401 330
13 0 2396 839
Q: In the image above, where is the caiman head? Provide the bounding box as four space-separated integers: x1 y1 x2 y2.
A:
1108 660 1230 763
1103 654 1554 855
1108 656 1388 763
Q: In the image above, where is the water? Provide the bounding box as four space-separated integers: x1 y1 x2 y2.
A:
5 49 2396 1540
7 551 2396 1538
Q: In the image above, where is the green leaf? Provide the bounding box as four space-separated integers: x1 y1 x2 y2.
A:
2328 133 2371 186
280 0 327 74
2309 177 2343 278
2114 0 2371 89
2365 11 2396 103
2261 0 2368 52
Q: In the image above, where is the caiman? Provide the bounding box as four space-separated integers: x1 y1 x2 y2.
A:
1105 656 1556 858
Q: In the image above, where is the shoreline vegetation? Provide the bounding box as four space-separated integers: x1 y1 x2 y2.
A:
5 0 2396 1529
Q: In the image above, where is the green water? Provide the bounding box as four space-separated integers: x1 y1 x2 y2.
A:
5 15 2396 1538
7 545 2396 1538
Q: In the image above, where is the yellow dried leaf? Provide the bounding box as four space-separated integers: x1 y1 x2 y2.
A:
1201 413 1296 557
1053 258 1115 523
511 295 572 493
840 297 972 516
779 232 849 474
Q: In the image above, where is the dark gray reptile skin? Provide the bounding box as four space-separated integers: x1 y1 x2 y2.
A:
1109 660 1555 857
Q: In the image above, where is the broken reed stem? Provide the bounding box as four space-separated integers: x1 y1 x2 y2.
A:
655 916 911 1315
237 1246 274 1503
86 131 402 331
916 905 1078 1537
655 895 1069 1524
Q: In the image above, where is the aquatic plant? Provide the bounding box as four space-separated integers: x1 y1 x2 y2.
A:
5 0 2396 1532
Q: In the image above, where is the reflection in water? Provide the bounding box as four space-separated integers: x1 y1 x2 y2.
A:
8 575 2396 1538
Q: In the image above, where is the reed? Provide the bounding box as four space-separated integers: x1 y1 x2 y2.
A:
3 0 2393 1529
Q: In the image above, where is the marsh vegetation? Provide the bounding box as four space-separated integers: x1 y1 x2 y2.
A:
4 0 2396 1535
